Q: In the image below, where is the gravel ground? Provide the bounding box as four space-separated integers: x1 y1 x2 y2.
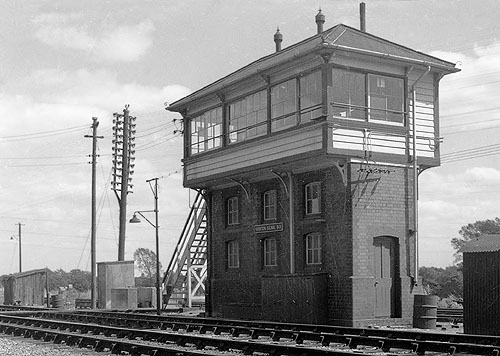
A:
0 335 105 356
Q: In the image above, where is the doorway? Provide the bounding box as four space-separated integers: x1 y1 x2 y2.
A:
373 236 398 317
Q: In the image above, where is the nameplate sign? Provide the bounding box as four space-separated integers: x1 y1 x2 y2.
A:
254 222 284 234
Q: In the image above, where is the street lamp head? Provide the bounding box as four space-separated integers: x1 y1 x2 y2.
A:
129 213 141 224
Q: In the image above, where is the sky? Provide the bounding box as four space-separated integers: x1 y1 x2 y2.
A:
1 0 499 276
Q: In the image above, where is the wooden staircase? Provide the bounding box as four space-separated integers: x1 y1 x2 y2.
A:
162 191 207 308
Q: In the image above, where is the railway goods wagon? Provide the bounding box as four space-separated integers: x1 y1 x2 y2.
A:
3 268 48 306
167 9 459 326
461 234 500 335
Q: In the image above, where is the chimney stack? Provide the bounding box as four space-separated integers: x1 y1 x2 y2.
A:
360 2 366 32
274 27 283 52
315 9 325 34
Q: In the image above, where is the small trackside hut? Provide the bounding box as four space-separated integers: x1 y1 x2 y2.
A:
167 10 459 326
460 234 500 335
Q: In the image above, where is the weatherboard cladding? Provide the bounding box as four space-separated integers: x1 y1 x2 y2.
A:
459 234 500 253
167 24 458 112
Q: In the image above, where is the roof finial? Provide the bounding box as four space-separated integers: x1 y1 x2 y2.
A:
274 27 283 52
315 8 325 34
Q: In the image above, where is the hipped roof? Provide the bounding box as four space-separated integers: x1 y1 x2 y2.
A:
168 24 459 112
459 234 500 253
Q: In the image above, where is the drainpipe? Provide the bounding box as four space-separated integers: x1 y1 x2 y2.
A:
288 173 295 274
411 66 431 285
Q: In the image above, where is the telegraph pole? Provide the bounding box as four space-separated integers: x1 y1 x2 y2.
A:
85 117 103 309
17 222 24 273
112 105 136 261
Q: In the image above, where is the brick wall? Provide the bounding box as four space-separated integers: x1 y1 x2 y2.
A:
207 162 420 326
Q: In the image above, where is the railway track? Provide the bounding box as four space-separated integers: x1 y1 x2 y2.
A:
0 308 491 356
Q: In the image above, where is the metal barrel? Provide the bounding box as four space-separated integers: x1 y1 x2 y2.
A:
50 294 64 309
413 294 438 329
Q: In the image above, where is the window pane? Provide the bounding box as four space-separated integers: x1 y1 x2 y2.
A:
300 71 322 123
368 74 404 124
189 107 223 155
228 90 268 144
271 79 297 132
305 182 321 215
228 241 239 268
264 238 277 266
263 190 277 220
331 69 366 119
306 233 321 265
227 197 239 225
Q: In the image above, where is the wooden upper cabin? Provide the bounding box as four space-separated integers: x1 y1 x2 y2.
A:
167 12 460 189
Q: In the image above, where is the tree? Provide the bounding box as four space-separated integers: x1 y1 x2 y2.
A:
134 248 162 287
68 269 91 292
419 266 463 299
451 217 500 264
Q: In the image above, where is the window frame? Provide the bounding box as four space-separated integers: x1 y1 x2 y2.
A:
227 240 240 268
305 233 322 265
263 237 278 267
227 196 239 226
305 182 321 215
270 78 298 132
227 89 268 144
188 106 223 156
330 67 405 126
263 190 277 221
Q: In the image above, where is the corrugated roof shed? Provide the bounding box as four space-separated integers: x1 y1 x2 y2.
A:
459 234 500 253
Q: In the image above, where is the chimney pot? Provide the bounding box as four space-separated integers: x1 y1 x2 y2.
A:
274 27 283 52
315 9 325 34
360 2 366 32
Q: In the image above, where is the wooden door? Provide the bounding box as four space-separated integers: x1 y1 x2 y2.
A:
373 237 395 317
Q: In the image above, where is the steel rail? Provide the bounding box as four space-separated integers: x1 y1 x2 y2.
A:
0 314 376 356
5 311 500 356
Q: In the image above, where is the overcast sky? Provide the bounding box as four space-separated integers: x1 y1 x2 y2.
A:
1 0 499 276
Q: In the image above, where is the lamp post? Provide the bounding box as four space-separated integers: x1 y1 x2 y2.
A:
129 177 161 315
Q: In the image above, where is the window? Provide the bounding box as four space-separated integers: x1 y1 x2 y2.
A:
189 107 223 155
305 182 321 215
271 79 297 132
300 71 323 123
331 69 404 124
227 197 239 225
306 233 322 265
227 240 239 268
368 74 404 123
263 238 277 266
228 90 267 144
263 190 277 221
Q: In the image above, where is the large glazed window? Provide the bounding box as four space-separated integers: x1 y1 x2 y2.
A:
189 107 223 155
368 74 404 123
331 69 366 119
271 79 297 132
228 90 267 144
300 71 323 123
331 69 404 125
